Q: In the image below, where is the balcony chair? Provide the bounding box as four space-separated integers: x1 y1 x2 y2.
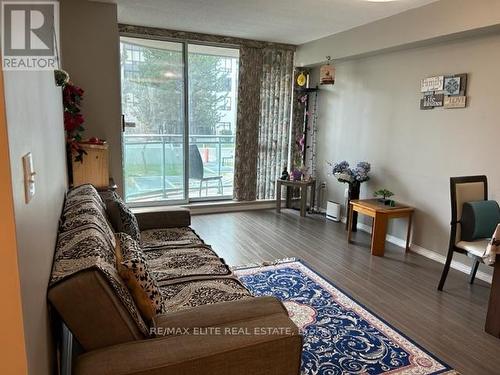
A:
438 175 491 291
189 144 223 197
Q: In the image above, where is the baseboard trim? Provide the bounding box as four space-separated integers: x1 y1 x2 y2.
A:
344 217 492 284
409 244 492 284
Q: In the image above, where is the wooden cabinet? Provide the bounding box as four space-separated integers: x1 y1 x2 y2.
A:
72 143 109 189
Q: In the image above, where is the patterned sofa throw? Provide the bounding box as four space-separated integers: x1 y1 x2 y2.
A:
66 184 106 213
116 233 166 322
105 194 141 242
50 184 149 336
461 200 500 241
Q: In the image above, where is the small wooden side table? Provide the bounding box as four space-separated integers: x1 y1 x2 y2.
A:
276 179 316 217
347 199 414 256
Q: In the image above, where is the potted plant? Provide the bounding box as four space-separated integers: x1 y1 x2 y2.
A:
330 161 371 231
374 189 394 205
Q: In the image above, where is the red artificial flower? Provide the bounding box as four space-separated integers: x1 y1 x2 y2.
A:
63 83 85 106
64 112 84 132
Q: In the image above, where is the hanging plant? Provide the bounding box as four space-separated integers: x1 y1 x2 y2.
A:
55 69 87 162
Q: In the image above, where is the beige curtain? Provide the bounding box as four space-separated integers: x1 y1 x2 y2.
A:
233 47 264 201
256 48 294 199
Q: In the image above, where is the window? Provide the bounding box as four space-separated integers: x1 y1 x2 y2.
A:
221 58 232 73
222 77 232 92
220 96 231 111
216 122 231 135
121 37 239 204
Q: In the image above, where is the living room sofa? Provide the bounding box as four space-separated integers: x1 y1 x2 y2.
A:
48 185 302 375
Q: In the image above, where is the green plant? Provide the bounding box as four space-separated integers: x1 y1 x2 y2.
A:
374 189 394 200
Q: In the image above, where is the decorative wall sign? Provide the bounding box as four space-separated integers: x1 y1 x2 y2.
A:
444 95 467 109
421 93 444 108
443 76 460 95
456 73 467 94
419 73 468 110
421 76 444 92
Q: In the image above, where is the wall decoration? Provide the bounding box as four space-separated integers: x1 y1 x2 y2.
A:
443 76 460 95
421 93 444 108
420 98 433 110
444 95 467 109
320 56 335 85
296 71 307 87
421 76 444 92
456 73 467 94
419 73 468 110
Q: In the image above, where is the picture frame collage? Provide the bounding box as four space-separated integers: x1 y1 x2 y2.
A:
420 73 467 110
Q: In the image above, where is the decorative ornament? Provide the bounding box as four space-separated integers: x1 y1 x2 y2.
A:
54 69 70 87
320 56 335 85
296 72 307 87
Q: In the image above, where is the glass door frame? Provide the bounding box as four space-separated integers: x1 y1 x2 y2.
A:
120 34 239 207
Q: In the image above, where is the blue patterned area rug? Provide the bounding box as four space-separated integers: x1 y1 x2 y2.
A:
234 259 458 375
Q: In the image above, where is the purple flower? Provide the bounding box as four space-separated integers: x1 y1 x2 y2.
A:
330 160 371 184
332 161 349 174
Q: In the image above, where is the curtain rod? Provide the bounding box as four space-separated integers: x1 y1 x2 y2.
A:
118 24 297 51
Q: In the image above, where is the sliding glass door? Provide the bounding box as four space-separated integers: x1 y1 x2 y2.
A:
120 37 239 204
187 44 239 200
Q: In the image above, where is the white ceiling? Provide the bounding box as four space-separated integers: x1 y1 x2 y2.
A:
106 0 439 45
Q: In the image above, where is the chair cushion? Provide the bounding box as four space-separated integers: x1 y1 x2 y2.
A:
456 239 490 257
116 233 166 322
106 196 141 242
461 200 500 241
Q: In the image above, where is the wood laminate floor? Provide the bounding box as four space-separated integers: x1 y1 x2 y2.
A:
191 209 500 375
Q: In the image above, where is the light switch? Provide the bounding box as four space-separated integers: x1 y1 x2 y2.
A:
22 153 36 203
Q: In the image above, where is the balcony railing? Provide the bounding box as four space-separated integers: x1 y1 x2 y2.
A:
123 133 235 202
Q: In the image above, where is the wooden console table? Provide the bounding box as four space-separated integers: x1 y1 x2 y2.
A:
347 199 414 256
276 179 316 217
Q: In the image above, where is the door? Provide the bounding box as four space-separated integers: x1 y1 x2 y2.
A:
120 37 239 204
121 37 186 204
187 44 239 200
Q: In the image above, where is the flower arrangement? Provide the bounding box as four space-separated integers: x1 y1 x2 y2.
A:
330 161 371 185
329 160 371 231
56 69 87 162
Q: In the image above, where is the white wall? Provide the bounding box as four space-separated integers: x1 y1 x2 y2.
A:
4 70 67 374
311 32 500 274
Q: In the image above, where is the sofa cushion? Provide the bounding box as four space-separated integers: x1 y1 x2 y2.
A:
140 227 204 248
134 207 191 230
116 233 166 322
160 278 252 314
106 196 141 241
143 245 231 286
